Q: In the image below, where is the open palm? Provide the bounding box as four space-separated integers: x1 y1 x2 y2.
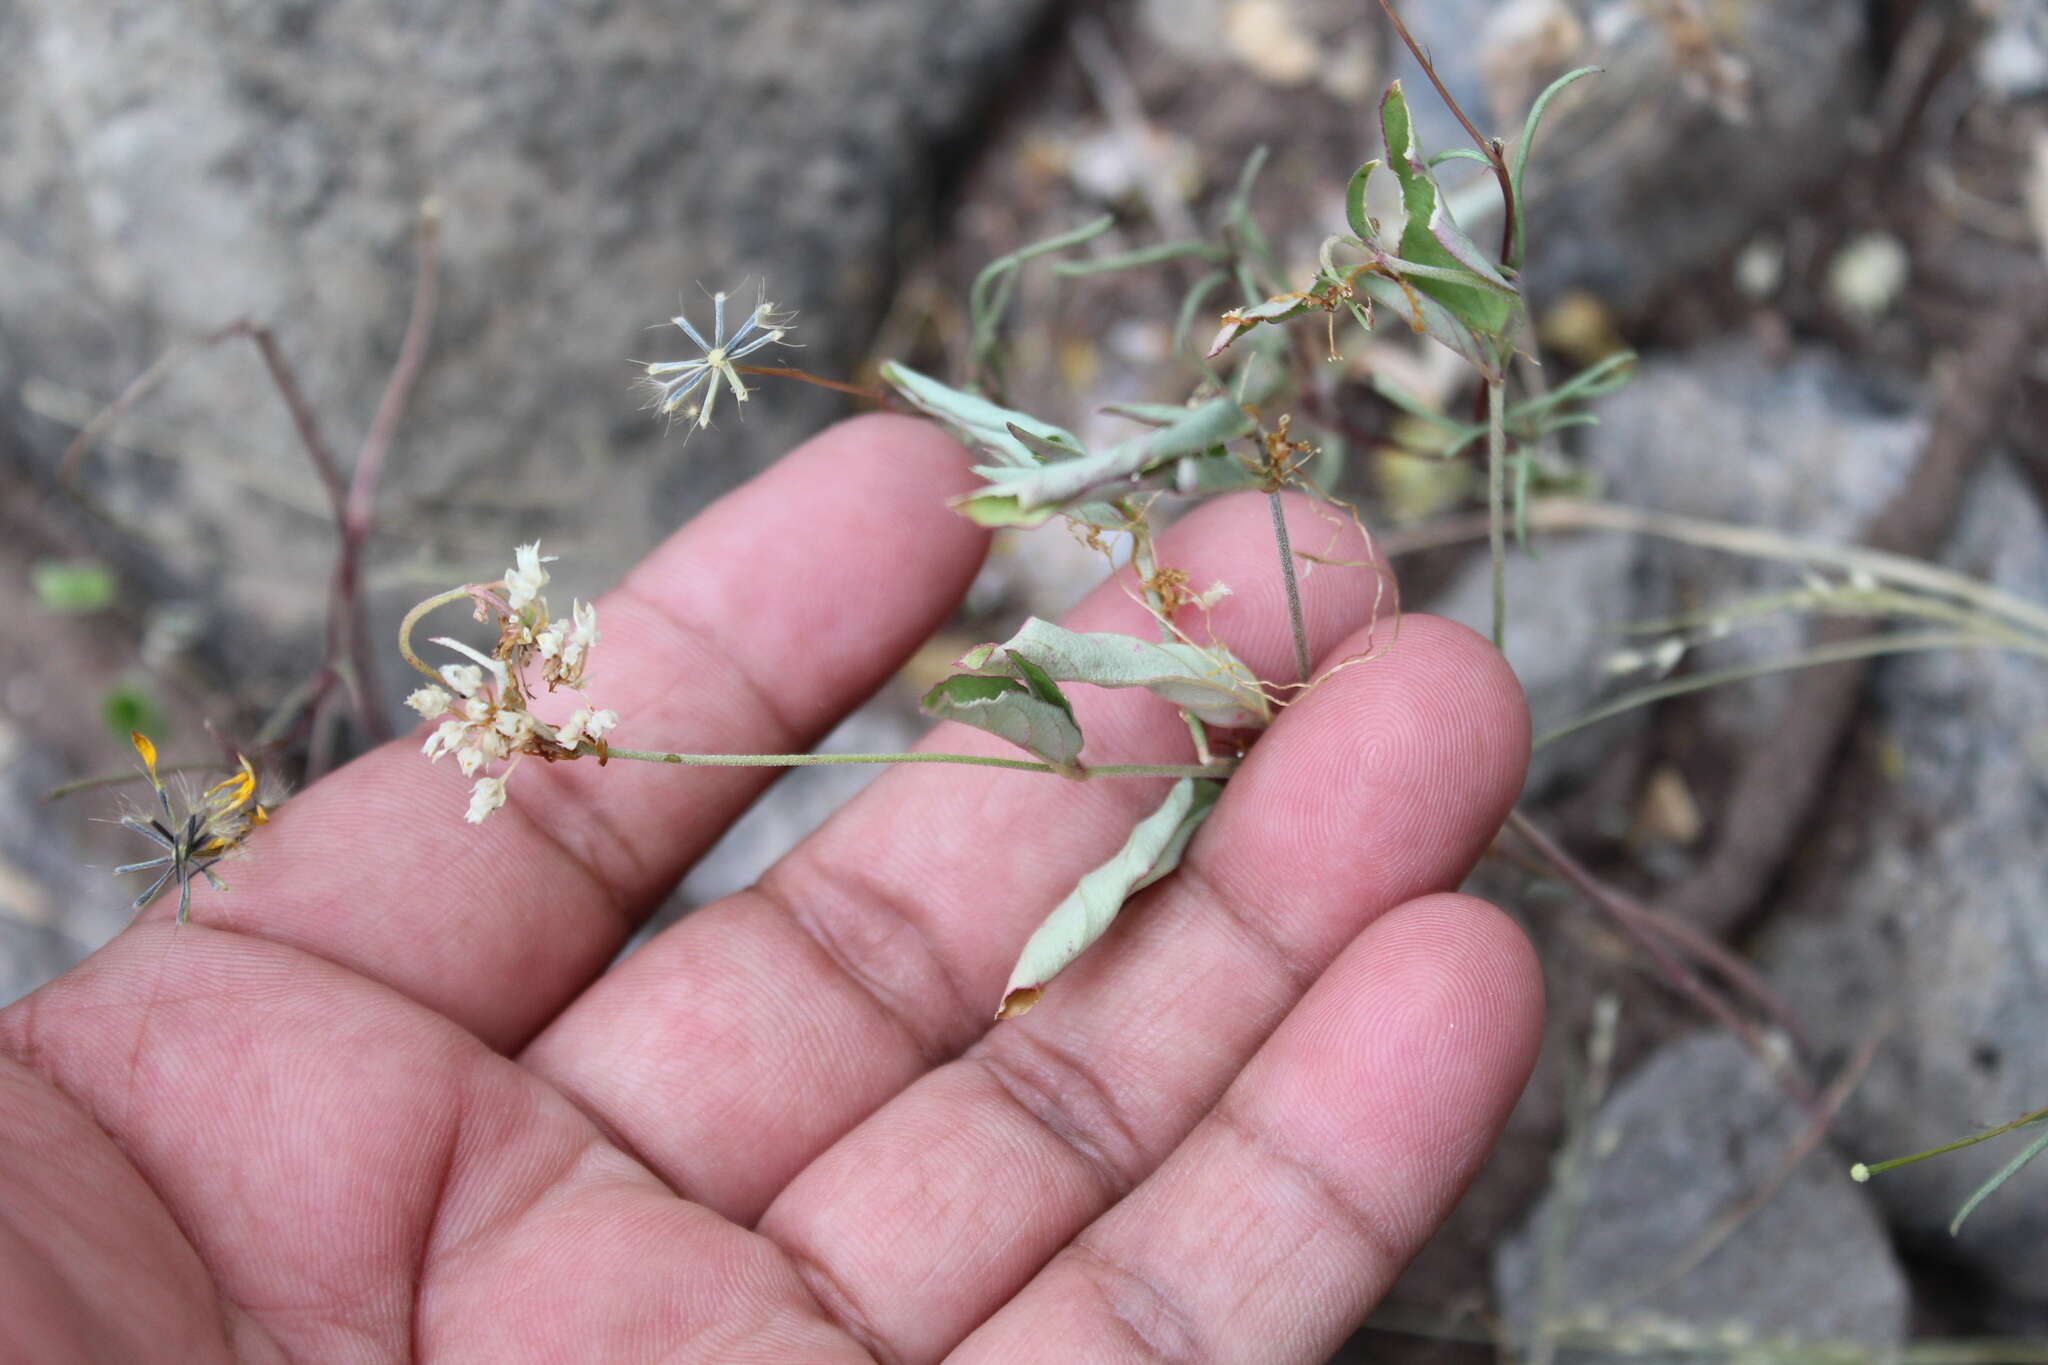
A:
2 416 1538 1363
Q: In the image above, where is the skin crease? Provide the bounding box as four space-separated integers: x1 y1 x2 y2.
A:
0 414 1541 1364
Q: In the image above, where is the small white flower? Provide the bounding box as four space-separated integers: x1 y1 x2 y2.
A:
505 542 555 611
423 719 467 760
563 600 600 674
642 285 796 432
406 685 453 718
536 623 564 663
457 744 488 777
441 663 485 698
465 776 509 824
493 710 536 744
433 637 510 691
556 706 619 748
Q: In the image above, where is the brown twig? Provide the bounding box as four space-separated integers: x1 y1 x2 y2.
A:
59 319 350 530
57 202 453 768
1505 810 1818 1112
319 203 443 751
1616 1018 1888 1301
732 365 883 402
1374 0 1517 266
1662 273 2048 937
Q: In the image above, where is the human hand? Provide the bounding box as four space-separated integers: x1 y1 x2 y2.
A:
1 416 1539 1362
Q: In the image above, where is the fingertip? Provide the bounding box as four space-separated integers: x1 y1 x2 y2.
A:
1319 612 1528 808
1257 891 1544 1234
799 410 987 504
1198 615 1528 933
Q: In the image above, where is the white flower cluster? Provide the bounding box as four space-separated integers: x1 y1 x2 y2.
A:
408 542 618 823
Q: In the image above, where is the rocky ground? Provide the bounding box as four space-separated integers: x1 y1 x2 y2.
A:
4 1 2047 1359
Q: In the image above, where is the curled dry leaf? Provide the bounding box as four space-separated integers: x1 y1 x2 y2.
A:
919 667 1085 770
998 776 1223 1019
955 617 1271 729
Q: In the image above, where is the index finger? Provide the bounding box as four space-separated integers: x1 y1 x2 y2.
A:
141 415 988 1050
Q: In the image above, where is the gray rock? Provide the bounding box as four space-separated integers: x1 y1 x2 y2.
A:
1395 0 1872 315
1759 454 2048 1308
0 737 121 1009
1419 343 1926 796
1418 523 1640 798
1 0 1052 715
1979 0 2048 98
1583 343 1924 741
1495 1031 1910 1361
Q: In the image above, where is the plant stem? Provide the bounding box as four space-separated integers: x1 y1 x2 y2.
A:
1374 0 1517 262
1269 491 1313 684
398 584 497 683
602 747 1236 781
1853 1106 2048 1182
1506 810 1817 1110
1535 629 2008 749
733 365 882 402
402 589 1236 782
1487 375 1508 651
1379 497 2048 641
44 764 221 802
325 204 441 751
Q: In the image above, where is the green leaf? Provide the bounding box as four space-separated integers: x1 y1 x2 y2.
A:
1356 271 1496 379
969 214 1116 387
1344 158 1380 241
1951 1121 2048 1236
1174 269 1232 357
918 673 1083 769
1205 292 1319 358
1379 82 1514 336
1506 350 1636 425
880 361 1086 468
1510 65 1601 268
996 777 1222 1018
1052 240 1229 277
32 558 117 614
959 617 1271 728
953 398 1253 528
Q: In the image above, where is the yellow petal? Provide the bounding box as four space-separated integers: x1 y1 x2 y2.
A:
130 731 160 777
205 767 256 814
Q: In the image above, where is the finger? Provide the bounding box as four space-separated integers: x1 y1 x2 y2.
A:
955 894 1542 1363
521 492 1388 1219
163 414 987 1049
752 616 1527 1360
0 926 874 1362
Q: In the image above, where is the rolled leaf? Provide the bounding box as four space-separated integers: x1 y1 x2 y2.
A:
1344 158 1380 241
1379 82 1514 336
1206 292 1319 358
958 617 1271 728
953 397 1252 528
919 673 1083 769
997 777 1222 1018
1356 271 1497 380
880 360 1086 468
